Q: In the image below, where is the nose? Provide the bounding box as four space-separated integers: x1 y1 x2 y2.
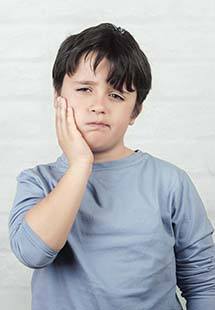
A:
89 97 108 115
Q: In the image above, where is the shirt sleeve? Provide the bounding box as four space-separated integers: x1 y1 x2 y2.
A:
171 169 215 310
8 169 60 269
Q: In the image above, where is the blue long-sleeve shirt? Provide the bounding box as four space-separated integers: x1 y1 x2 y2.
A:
8 149 215 310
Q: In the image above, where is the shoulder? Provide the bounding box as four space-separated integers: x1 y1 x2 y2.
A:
16 158 59 193
145 152 188 192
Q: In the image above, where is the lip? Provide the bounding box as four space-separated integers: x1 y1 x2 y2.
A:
87 122 110 128
87 123 109 130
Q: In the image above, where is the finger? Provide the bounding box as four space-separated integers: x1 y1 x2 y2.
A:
63 98 78 132
53 91 58 109
66 102 77 130
59 97 69 138
56 97 63 142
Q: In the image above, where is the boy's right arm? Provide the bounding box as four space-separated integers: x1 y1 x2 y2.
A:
9 95 94 268
24 161 92 253
8 161 92 269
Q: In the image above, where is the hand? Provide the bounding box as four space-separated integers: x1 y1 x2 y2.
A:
54 94 94 167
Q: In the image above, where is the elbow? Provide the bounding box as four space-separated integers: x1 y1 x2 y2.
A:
9 239 38 269
9 222 59 269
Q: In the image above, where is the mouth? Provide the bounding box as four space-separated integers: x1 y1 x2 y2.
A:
87 122 110 128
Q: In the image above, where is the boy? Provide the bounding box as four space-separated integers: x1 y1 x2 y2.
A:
8 23 215 310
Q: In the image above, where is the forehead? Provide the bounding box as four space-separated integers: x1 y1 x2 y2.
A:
74 52 111 78
64 51 136 95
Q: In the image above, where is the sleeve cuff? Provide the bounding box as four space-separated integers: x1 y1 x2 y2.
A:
21 217 60 259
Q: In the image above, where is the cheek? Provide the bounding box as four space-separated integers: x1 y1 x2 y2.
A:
66 93 87 113
60 94 81 127
111 118 130 136
71 106 86 131
115 111 131 127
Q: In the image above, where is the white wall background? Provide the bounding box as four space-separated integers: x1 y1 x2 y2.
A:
1 0 215 309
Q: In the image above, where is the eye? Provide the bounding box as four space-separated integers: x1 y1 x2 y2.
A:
110 93 124 101
76 88 124 101
76 87 91 92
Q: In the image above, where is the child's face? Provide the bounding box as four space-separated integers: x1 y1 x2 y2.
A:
56 51 139 157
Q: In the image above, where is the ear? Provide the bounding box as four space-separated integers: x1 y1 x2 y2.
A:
129 105 143 125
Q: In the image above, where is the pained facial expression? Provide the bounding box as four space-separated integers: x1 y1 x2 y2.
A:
57 51 138 153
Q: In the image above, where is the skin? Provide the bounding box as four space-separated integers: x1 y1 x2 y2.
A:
55 51 143 163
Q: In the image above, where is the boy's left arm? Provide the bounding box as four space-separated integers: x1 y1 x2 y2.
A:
171 169 215 310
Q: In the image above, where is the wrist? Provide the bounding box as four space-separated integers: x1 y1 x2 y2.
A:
68 160 93 173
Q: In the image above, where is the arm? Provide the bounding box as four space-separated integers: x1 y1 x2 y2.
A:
24 162 92 252
171 169 215 310
8 162 92 269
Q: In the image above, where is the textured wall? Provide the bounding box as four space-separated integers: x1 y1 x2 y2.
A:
2 1 215 309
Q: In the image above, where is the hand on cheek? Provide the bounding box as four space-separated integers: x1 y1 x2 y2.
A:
54 95 94 166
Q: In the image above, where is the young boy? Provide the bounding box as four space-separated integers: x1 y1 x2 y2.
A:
8 23 215 310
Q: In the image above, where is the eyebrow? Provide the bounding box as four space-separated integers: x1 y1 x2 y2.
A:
73 80 130 94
